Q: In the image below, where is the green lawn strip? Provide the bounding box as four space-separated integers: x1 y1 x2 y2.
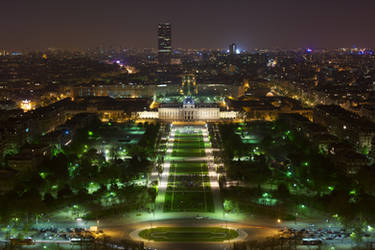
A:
139 227 238 242
170 162 208 175
163 191 172 211
172 140 206 157
167 183 209 192
167 185 205 192
174 135 203 138
174 133 203 137
173 161 207 167
170 191 214 212
172 148 204 153
172 142 207 148
167 175 208 191
172 152 204 157
163 128 214 213
174 138 204 142
170 163 207 172
171 191 206 211
173 148 205 153
173 170 208 176
173 145 202 149
175 161 208 171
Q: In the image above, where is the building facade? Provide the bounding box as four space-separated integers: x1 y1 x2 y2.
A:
313 105 375 152
138 97 238 121
159 97 220 121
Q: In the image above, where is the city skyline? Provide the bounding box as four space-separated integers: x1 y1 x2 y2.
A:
2 1 375 249
1 0 375 50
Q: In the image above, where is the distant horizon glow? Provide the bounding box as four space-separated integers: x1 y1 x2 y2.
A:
1 0 375 50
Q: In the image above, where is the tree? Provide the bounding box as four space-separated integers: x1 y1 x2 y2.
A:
223 200 234 213
57 184 73 199
276 183 290 201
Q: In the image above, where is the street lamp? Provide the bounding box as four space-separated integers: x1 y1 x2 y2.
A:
149 209 155 229
152 209 155 228
224 212 228 229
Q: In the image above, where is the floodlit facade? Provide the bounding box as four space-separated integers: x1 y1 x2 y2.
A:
159 97 219 121
139 97 238 121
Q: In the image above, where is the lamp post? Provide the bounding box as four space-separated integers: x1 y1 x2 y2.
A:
223 212 228 229
152 209 155 228
149 209 155 229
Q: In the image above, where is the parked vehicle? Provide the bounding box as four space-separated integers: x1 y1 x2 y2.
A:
10 238 33 245
302 238 322 245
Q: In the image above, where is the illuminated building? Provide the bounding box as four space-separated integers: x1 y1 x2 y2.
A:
19 100 35 112
139 97 238 121
158 23 172 64
313 105 375 151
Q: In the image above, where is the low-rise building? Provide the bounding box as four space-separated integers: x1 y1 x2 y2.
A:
314 105 375 152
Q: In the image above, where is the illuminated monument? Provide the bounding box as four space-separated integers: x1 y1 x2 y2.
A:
138 96 238 121
158 97 221 121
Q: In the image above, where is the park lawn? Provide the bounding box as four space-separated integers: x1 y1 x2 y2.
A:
173 161 208 168
172 141 208 148
163 126 214 213
170 161 209 176
174 137 204 142
139 227 238 242
172 166 208 175
167 176 211 191
174 133 203 138
167 183 206 192
163 191 214 212
172 137 206 156
169 162 208 176
172 151 205 157
172 148 205 153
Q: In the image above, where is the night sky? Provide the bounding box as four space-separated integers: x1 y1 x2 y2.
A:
1 0 375 50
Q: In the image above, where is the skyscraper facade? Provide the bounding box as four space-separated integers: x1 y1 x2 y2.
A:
158 23 172 64
229 43 237 55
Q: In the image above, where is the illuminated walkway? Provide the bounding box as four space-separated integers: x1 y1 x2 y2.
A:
155 124 222 216
154 128 174 212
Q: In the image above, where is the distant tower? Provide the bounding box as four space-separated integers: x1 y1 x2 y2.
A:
158 23 172 64
229 43 237 54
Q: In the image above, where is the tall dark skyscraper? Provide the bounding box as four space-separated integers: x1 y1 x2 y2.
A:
229 43 237 55
158 23 172 64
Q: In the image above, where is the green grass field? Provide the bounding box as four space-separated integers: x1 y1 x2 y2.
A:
163 127 214 213
172 141 210 148
139 227 239 242
170 162 208 175
164 191 214 211
171 151 205 157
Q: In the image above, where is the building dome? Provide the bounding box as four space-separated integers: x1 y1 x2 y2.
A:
183 97 194 105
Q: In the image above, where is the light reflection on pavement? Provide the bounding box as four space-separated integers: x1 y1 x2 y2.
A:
100 218 278 250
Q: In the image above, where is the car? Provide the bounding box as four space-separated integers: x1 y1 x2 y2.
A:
302 238 322 245
324 236 335 240
10 238 33 246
